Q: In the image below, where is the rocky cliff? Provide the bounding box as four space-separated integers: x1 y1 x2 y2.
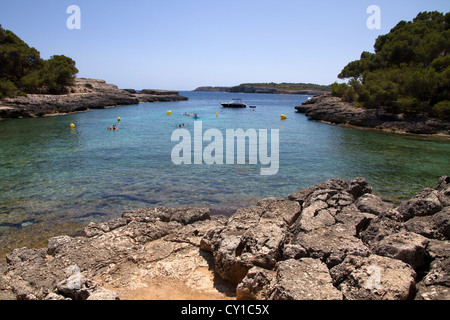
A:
0 79 187 119
0 176 448 300
296 94 450 136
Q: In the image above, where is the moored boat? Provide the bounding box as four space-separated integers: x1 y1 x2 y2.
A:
221 98 247 108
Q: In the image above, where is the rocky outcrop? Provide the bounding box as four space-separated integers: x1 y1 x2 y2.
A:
295 94 450 136
0 177 449 300
0 206 230 300
0 78 188 119
202 176 449 300
131 89 188 103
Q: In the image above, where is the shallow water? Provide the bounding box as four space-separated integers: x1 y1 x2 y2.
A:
0 91 449 259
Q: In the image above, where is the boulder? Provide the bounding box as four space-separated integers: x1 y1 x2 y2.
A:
201 199 299 283
289 180 374 234
360 209 405 247
405 207 450 240
415 258 450 300
356 193 394 216
371 232 429 270
415 239 450 300
292 225 369 268
236 266 275 300
397 188 443 221
331 254 416 300
270 258 342 300
347 177 373 199
435 176 450 206
286 178 350 203
56 275 118 300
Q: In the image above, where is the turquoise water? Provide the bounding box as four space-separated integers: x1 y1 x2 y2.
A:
0 91 449 256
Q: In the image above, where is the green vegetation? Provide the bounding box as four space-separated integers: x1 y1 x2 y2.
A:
333 11 450 120
0 25 78 98
241 82 331 92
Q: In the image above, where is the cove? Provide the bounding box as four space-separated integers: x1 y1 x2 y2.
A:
0 91 449 259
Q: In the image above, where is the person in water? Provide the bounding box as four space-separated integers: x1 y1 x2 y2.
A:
108 125 118 130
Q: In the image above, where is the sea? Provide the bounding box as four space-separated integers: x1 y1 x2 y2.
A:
0 91 449 259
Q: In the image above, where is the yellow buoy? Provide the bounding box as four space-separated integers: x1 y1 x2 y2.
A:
216 112 219 117
281 114 287 120
167 110 172 115
117 117 121 121
70 123 75 129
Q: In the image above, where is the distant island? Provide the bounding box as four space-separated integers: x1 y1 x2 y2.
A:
194 82 331 96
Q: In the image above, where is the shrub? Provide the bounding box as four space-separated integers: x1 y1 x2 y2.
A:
0 78 18 98
336 11 450 119
432 101 450 120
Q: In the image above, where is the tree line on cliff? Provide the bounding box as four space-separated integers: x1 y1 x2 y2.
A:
0 25 78 99
332 11 450 120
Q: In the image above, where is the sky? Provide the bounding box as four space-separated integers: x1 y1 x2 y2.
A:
0 0 449 90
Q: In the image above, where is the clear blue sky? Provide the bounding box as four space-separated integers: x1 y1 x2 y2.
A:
1 0 449 90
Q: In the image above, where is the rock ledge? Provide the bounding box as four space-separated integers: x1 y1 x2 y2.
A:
1 176 449 300
296 94 450 136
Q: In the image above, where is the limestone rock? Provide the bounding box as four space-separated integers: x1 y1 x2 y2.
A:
405 207 450 240
201 199 299 283
2 177 449 300
132 89 188 103
332 254 416 300
287 178 350 204
347 177 373 199
360 209 405 247
293 225 369 268
294 93 450 135
415 240 450 300
0 78 189 118
270 258 342 300
435 176 450 206
236 266 275 300
356 193 394 216
0 206 227 300
0 79 139 118
371 232 429 270
397 188 443 221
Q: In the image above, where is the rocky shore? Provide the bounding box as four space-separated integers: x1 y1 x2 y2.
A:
0 78 188 119
296 94 450 136
0 176 448 300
